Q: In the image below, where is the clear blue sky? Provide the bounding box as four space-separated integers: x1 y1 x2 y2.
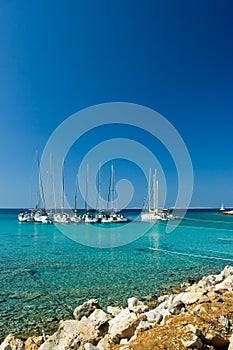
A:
0 0 232 208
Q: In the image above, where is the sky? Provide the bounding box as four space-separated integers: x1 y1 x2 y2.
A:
0 0 232 208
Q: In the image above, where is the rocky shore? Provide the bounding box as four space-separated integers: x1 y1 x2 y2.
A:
1 266 233 350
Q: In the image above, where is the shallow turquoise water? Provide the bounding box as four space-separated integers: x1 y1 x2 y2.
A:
0 209 233 339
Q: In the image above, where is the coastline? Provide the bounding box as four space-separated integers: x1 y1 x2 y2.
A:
1 266 233 350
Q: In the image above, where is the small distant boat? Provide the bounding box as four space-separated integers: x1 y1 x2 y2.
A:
220 203 225 211
18 209 35 222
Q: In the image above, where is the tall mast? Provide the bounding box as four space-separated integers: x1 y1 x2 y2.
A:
50 152 56 212
74 172 78 214
148 168 151 212
96 162 101 211
153 170 156 211
156 179 159 213
85 164 89 211
35 150 39 210
61 158 65 213
107 163 115 210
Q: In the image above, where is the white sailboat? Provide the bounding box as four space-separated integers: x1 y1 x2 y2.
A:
70 173 82 223
53 158 70 223
100 163 129 224
220 203 225 211
140 169 174 222
141 169 159 221
18 151 52 223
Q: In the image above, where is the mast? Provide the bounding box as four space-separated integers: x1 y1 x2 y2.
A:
148 168 151 212
107 163 115 210
156 179 159 213
50 152 56 212
35 150 39 210
153 170 156 211
61 158 65 213
36 150 46 209
85 164 89 211
74 172 78 214
96 162 101 211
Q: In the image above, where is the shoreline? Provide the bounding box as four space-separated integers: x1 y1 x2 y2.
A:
1 266 233 350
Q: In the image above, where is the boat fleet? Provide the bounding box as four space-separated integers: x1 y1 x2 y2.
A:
18 208 130 224
18 153 176 224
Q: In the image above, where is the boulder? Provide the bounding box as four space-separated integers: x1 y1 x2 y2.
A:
97 335 114 350
73 299 100 320
181 292 203 305
84 344 100 350
108 309 139 341
0 334 24 350
214 275 233 292
39 318 101 350
127 297 148 313
107 306 123 317
145 309 162 323
88 309 111 328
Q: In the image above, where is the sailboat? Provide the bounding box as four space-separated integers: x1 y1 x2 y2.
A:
18 151 52 223
219 203 225 211
140 169 175 222
140 169 159 221
100 163 129 224
70 173 82 223
53 158 70 223
82 164 98 223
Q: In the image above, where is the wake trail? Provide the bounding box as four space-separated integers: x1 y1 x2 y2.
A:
148 247 233 263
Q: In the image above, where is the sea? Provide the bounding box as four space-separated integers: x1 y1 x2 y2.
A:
0 208 233 340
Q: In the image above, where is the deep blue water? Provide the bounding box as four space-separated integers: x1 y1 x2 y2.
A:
0 208 233 339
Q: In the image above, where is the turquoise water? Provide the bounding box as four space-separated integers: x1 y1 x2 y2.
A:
0 209 233 339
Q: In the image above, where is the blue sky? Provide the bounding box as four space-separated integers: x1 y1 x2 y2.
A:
0 0 232 208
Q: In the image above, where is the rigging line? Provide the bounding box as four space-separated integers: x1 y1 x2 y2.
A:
148 247 233 263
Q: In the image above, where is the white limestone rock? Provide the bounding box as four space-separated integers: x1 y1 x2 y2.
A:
108 308 139 341
106 306 123 317
39 317 102 350
181 291 203 305
97 335 113 350
84 344 100 350
145 309 162 323
73 299 100 320
88 309 111 327
136 320 153 332
127 297 148 313
0 334 24 350
214 275 233 292
221 265 233 278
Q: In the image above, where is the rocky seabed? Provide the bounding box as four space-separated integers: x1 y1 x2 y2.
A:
1 266 233 350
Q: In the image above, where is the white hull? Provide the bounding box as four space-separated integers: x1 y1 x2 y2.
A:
53 213 70 223
140 212 159 222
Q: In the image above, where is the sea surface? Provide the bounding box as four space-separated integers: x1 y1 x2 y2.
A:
0 208 233 340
